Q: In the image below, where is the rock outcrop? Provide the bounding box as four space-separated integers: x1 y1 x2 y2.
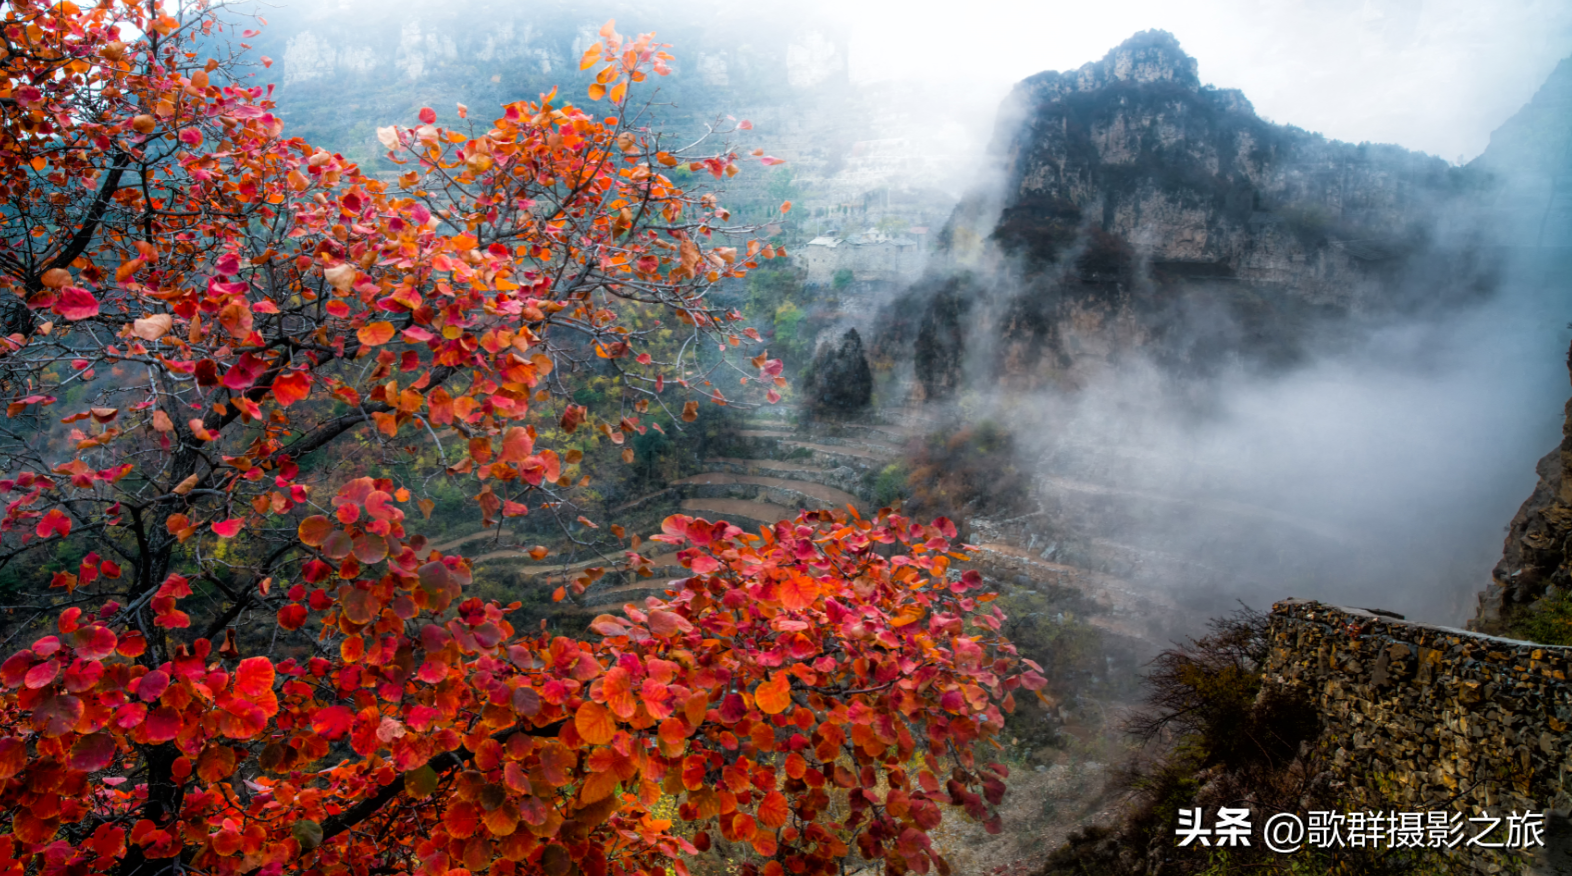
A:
1473 342 1572 635
891 30 1497 388
802 328 874 415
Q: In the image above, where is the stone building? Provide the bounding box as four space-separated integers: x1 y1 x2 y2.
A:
797 231 925 285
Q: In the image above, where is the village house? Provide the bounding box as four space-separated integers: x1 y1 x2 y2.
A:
797 230 926 285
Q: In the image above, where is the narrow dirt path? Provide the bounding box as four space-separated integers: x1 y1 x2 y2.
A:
428 529 525 554
707 457 831 473
780 440 889 461
670 472 861 508
679 497 796 524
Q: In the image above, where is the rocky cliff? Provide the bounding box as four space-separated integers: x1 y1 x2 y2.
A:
1473 343 1572 636
1464 54 1572 637
1470 56 1572 248
883 31 1498 396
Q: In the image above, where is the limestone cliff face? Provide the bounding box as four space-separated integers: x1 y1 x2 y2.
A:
993 31 1471 299
892 31 1495 396
1473 343 1572 635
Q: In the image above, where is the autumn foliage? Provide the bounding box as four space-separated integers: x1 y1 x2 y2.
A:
0 3 1041 876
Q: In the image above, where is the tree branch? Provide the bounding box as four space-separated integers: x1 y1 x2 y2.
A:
317 719 566 843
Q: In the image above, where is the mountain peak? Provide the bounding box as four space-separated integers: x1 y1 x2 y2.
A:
1101 30 1199 87
1016 30 1200 103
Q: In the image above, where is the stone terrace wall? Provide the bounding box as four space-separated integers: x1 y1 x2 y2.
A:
1263 599 1572 816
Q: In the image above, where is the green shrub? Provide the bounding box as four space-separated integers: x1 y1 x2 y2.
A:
1507 588 1572 645
870 463 909 508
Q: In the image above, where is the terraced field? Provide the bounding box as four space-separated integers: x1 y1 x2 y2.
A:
444 419 900 615
442 416 1188 644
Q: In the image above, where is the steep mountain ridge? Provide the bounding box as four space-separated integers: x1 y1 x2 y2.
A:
884 31 1498 396
1470 55 1572 247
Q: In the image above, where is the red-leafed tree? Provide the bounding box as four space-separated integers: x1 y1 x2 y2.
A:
0 4 1045 876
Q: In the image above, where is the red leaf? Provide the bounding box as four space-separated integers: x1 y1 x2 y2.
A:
34 693 84 737
36 509 71 539
297 515 333 547
221 353 267 390
143 706 181 742
158 574 192 598
136 670 169 702
271 370 312 406
365 491 402 522
56 287 100 320
647 610 690 637
277 604 308 630
69 732 116 772
0 737 27 778
419 107 436 124
212 518 243 538
658 717 690 746
74 625 117 661
312 705 353 739
23 660 58 689
588 615 627 638
234 657 274 698
445 801 480 838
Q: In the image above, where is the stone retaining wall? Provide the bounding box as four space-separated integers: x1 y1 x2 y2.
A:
1263 599 1572 816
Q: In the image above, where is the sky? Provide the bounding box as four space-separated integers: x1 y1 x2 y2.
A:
811 0 1572 163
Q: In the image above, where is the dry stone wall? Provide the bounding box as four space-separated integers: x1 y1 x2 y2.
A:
1263 599 1572 816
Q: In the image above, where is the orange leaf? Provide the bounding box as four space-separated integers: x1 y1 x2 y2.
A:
483 804 519 837
575 701 616 745
754 674 791 715
778 576 818 611
750 829 778 857
132 314 172 340
357 322 395 346
499 426 533 462
784 752 807 779
757 790 788 828
658 717 690 746
579 769 620 804
271 371 312 407
298 515 334 547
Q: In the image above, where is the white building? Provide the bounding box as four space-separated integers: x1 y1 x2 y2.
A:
797 231 925 285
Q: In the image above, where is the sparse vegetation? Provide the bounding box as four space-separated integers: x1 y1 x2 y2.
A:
1507 588 1572 645
903 421 1033 525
